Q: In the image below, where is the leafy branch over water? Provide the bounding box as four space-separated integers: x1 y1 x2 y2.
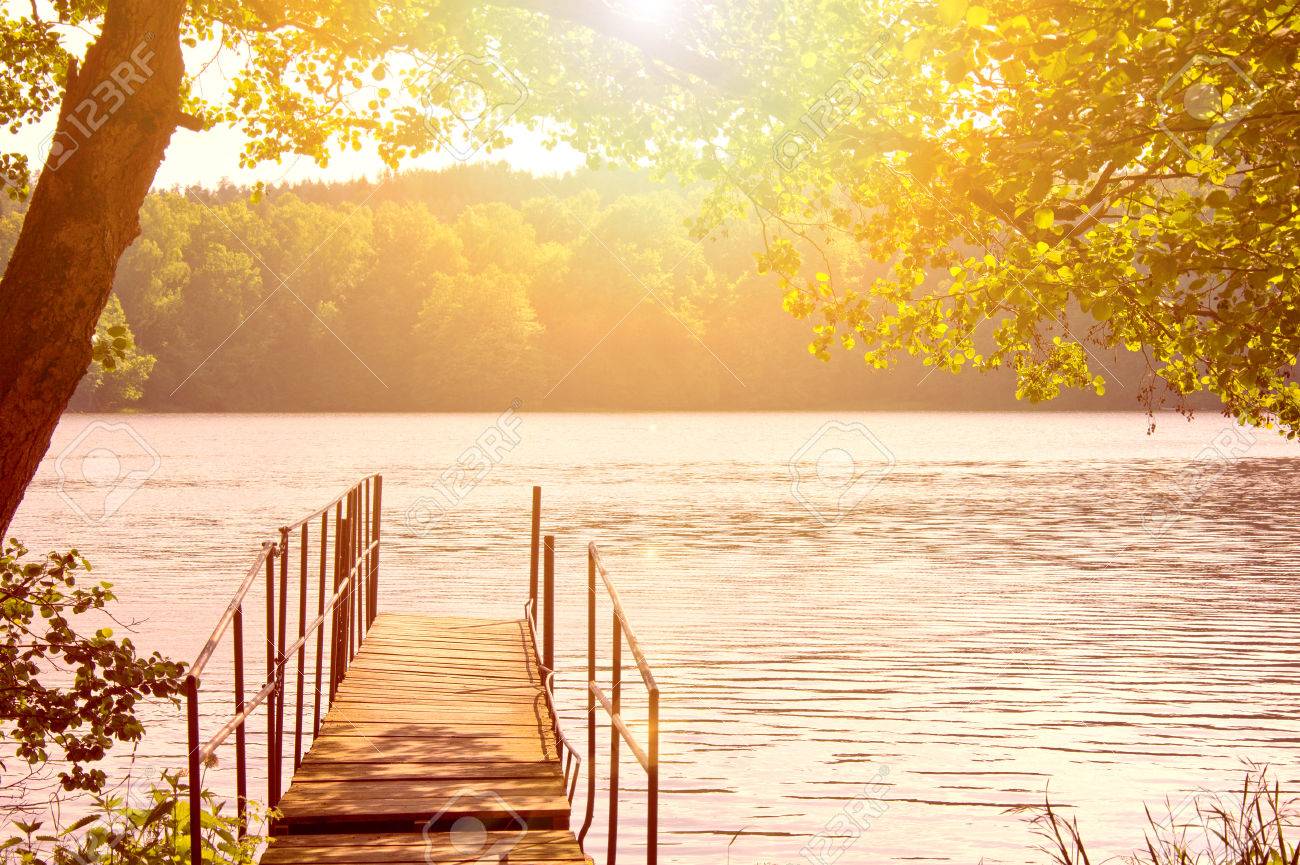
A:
0 541 186 809
1 544 267 863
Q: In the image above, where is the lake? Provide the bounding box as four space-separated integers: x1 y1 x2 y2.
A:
10 411 1300 864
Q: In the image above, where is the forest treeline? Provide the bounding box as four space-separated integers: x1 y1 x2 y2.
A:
1 164 1164 412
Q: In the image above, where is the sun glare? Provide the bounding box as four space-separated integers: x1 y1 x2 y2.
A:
616 0 674 26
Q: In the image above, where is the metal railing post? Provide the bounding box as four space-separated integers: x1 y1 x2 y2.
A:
372 474 382 625
335 514 348 686
609 612 623 865
314 511 327 735
530 486 541 624
264 548 275 805
233 604 247 835
272 528 289 806
329 503 342 701
648 686 659 865
371 475 383 624
294 523 308 770
350 495 358 658
185 674 202 865
351 489 360 658
543 534 555 674
579 546 597 846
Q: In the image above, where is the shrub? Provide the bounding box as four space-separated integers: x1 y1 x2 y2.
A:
2 770 268 865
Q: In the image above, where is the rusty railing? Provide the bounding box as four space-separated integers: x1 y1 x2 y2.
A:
183 475 382 865
580 541 660 865
524 487 584 804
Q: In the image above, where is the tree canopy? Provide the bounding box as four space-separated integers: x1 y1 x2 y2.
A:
675 0 1300 435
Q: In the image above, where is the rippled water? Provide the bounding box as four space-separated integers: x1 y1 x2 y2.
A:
10 411 1300 864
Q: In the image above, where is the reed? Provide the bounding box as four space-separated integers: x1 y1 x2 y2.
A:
1016 767 1299 865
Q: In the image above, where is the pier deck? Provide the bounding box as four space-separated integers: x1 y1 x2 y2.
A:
262 613 583 861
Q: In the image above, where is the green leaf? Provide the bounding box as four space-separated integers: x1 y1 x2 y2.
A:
1034 208 1055 230
938 0 967 26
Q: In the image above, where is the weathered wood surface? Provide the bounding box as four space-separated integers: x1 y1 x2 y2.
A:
261 830 588 864
264 613 584 863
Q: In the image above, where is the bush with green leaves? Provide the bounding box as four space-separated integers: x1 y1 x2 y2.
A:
2 770 266 865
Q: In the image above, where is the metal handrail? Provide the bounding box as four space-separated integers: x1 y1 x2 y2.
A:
196 546 370 763
184 475 382 865
524 489 584 805
581 541 661 865
190 543 275 679
526 487 662 865
523 602 584 803
588 544 658 693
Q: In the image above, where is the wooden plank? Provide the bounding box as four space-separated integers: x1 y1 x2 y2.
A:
362 627 532 644
293 761 562 782
336 670 543 689
359 632 531 647
280 776 565 802
331 689 548 706
354 645 532 664
325 707 548 718
262 829 586 864
372 614 522 626
344 660 542 681
328 686 546 705
342 669 543 689
272 785 570 833
318 727 556 746
302 733 553 763
324 707 554 726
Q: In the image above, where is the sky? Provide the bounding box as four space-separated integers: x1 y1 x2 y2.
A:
6 80 585 188
148 124 585 189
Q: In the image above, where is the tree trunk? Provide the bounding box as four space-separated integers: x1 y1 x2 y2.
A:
0 0 187 537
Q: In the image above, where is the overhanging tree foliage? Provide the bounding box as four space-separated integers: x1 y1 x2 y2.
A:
685 0 1300 435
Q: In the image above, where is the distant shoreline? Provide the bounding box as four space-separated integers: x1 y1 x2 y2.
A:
59 406 1208 416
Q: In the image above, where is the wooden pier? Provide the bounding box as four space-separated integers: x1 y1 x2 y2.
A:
264 614 584 862
183 479 658 865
